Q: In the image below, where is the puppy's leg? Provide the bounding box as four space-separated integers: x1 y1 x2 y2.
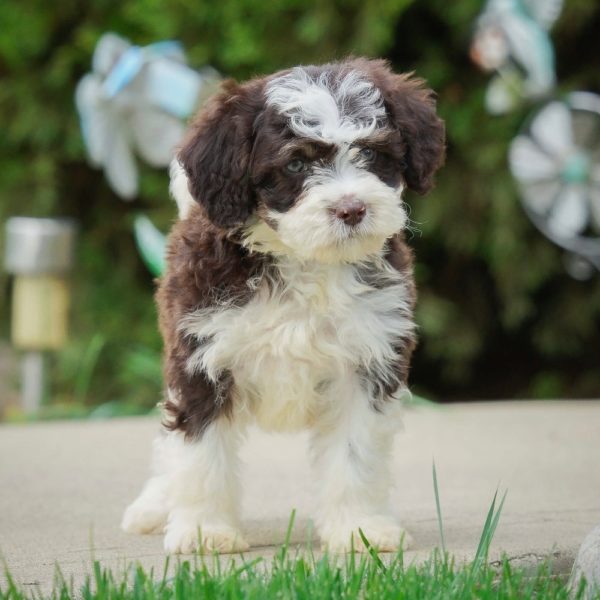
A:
121 436 171 534
311 376 411 553
162 418 249 554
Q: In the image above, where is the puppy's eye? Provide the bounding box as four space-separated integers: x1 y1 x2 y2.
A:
358 147 376 162
286 159 306 173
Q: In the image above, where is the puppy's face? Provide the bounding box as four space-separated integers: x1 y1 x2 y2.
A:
176 59 445 264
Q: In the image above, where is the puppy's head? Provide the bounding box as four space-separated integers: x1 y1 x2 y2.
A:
174 59 445 263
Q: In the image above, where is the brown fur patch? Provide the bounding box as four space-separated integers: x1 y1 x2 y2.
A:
158 206 269 437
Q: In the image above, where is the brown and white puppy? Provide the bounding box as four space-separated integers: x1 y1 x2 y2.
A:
122 58 445 554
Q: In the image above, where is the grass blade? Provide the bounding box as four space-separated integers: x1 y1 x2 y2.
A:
432 460 447 555
473 488 507 567
484 490 507 554
474 489 497 563
278 509 296 564
358 528 387 573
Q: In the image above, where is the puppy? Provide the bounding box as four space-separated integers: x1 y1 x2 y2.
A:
122 58 445 554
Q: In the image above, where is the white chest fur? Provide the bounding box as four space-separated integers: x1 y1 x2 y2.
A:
181 257 414 432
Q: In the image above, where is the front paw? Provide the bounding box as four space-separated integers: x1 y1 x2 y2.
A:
121 500 167 535
321 516 413 553
164 516 249 554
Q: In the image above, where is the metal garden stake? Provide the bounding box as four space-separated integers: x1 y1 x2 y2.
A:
4 218 76 413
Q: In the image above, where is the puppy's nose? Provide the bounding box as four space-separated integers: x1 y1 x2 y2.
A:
334 195 367 226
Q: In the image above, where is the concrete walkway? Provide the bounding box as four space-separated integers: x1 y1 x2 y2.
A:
1 401 599 592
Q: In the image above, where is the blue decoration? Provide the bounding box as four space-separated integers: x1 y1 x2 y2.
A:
471 0 600 278
76 33 221 276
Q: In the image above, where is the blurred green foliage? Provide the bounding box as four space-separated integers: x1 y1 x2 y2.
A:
0 0 599 410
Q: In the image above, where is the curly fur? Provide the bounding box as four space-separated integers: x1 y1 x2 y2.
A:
123 58 445 555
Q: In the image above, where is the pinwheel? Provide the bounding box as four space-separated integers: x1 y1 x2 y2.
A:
471 0 563 114
75 33 218 199
509 93 600 276
76 33 220 275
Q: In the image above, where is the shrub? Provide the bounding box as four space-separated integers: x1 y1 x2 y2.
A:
0 0 598 409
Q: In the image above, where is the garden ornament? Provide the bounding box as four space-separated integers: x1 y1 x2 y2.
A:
76 33 220 275
472 0 600 278
133 214 167 277
4 218 77 413
509 93 600 277
75 33 217 199
470 0 562 114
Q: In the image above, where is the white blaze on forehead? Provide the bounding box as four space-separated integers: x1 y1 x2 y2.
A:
265 67 387 144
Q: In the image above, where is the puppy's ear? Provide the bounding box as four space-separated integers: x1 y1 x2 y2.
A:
386 74 445 194
177 79 264 228
366 61 445 195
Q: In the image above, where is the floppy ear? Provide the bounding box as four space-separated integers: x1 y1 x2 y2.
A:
362 60 445 195
385 73 445 194
177 79 264 228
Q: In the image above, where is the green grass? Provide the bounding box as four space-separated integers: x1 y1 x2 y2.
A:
1 470 596 600
1 548 590 600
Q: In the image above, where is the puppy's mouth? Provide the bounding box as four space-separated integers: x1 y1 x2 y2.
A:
333 220 370 241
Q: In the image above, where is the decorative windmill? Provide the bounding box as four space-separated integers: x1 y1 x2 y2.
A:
470 0 563 114
75 33 220 275
509 94 600 277
471 0 600 278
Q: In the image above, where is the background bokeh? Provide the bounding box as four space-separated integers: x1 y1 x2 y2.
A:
1 0 599 417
